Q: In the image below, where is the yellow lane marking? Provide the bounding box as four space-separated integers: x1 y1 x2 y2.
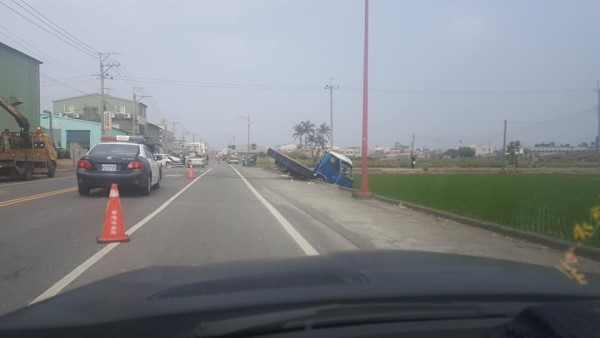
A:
0 187 77 208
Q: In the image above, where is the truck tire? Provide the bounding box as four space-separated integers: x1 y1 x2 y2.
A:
9 168 19 181
277 162 288 173
47 160 56 177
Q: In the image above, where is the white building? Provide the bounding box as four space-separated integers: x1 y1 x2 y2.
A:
275 144 298 153
186 142 207 155
470 144 494 157
342 146 361 157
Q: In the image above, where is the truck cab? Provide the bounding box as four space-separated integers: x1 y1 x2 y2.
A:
314 151 353 188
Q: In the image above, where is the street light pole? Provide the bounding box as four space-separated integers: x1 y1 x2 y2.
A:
359 0 370 195
237 115 252 155
325 79 338 150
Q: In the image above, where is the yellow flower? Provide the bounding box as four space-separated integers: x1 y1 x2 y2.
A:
591 206 600 222
573 222 594 241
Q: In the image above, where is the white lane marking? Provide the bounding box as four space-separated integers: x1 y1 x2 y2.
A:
230 165 318 256
0 176 72 188
30 168 213 304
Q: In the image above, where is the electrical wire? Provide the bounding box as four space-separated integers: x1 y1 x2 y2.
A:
0 0 97 59
18 0 99 55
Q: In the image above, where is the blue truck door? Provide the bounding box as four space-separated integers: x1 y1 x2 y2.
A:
335 161 353 188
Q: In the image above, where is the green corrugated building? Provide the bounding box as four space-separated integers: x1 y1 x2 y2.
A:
52 94 147 134
0 42 42 131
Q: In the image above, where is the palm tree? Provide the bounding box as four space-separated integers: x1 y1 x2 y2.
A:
292 123 303 148
315 123 331 149
300 120 315 149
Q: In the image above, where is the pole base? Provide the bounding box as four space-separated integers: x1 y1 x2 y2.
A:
352 191 373 200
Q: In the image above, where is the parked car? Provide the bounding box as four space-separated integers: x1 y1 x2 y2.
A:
77 135 161 196
187 156 206 168
154 154 183 168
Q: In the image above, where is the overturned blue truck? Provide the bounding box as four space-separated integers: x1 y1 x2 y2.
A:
267 148 353 188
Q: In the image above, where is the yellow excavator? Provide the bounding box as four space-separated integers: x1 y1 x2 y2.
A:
0 96 57 180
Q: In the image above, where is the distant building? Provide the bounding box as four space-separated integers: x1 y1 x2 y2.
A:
155 122 174 154
527 145 590 156
275 144 298 153
186 142 207 155
342 146 361 157
0 42 42 131
52 94 148 135
470 144 494 157
145 122 161 152
40 111 101 150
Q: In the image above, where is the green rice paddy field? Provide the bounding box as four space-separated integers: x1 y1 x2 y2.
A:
354 173 600 247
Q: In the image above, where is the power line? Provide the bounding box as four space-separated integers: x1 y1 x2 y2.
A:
41 78 96 86
508 106 597 124
0 0 97 58
18 0 99 55
340 86 593 95
111 76 323 90
39 72 116 111
109 75 594 94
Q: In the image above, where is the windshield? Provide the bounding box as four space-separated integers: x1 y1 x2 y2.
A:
88 144 139 157
2 0 600 332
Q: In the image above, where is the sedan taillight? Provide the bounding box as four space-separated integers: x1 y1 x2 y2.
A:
77 159 93 169
127 160 145 169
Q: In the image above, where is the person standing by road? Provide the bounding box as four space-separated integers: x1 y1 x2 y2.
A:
411 153 416 169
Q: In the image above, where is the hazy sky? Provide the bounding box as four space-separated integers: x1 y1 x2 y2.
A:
1 0 599 150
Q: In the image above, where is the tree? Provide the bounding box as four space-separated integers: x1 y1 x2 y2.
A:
300 120 315 149
251 143 257 150
506 140 521 167
444 147 475 158
315 123 331 147
292 124 303 148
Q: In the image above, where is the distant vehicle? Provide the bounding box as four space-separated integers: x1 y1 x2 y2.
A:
154 154 182 168
187 156 205 168
227 155 239 164
267 148 353 188
76 135 161 196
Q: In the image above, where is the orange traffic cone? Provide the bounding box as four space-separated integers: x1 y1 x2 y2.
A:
97 184 129 243
188 163 195 179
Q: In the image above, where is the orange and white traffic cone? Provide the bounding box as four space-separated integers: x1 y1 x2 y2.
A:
188 163 195 179
97 183 129 243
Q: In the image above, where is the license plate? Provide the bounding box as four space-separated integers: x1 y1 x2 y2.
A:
102 164 117 171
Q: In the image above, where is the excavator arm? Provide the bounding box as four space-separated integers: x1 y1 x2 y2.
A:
0 96 30 132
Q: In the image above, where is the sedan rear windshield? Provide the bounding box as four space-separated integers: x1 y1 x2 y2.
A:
89 144 139 157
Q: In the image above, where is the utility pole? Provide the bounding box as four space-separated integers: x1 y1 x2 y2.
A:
502 120 507 167
359 0 369 195
325 78 339 150
132 87 150 135
94 52 119 132
172 120 179 139
597 80 600 153
411 133 415 152
237 115 252 155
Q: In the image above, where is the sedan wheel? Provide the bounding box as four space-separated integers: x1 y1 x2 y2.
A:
78 185 90 196
141 175 152 196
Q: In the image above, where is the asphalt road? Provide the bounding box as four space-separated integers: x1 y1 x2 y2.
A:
1 161 599 316
0 162 355 315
